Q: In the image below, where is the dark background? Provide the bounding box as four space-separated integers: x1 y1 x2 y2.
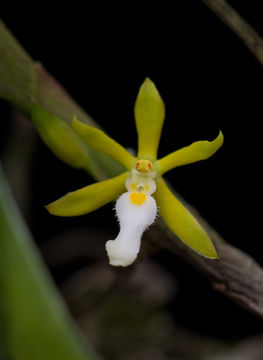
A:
1 0 262 344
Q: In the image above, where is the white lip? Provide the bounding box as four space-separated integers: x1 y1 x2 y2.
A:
109 260 127 267
106 191 157 267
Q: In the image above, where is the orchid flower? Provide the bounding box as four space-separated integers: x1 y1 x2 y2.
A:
46 78 223 267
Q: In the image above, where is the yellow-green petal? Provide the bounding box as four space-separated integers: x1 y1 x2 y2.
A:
72 116 136 170
154 177 218 259
157 131 224 175
134 78 165 160
46 171 128 216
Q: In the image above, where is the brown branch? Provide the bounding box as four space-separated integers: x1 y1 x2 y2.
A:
201 0 263 65
147 188 263 319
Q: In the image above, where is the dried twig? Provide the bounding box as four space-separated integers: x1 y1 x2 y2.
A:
201 0 263 65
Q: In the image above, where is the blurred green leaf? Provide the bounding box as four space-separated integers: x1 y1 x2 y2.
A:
0 164 102 360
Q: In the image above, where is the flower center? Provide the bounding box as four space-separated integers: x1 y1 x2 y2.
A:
125 160 156 206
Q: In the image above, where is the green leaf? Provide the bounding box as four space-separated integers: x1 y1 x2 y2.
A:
157 131 224 175
0 164 102 360
154 177 218 259
46 171 127 216
134 78 165 160
72 116 136 170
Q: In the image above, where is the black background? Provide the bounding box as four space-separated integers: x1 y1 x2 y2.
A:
1 1 262 342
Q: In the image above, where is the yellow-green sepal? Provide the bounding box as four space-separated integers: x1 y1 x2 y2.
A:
134 78 165 160
157 131 224 175
72 116 136 170
46 171 128 216
154 177 218 259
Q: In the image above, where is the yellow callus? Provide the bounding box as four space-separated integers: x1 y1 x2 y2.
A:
129 192 146 205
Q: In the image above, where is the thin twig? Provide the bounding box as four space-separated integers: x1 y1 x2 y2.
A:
201 0 263 65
